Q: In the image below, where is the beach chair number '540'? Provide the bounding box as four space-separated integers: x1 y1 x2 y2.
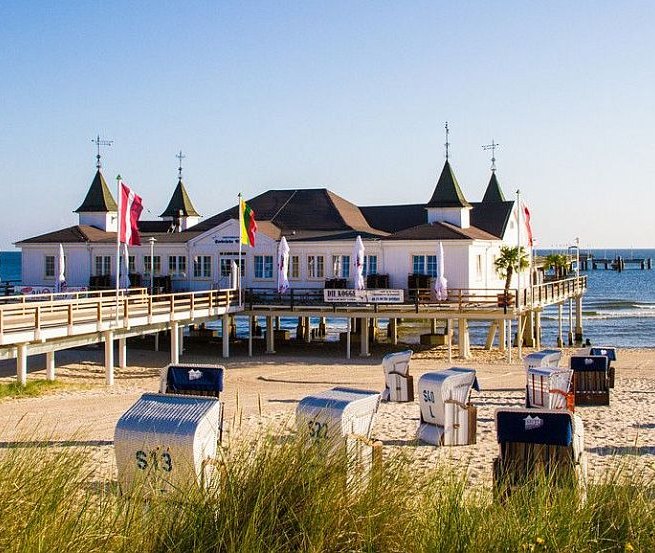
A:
308 420 329 440
135 449 173 472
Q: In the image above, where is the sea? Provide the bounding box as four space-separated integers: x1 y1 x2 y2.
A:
2 249 654 348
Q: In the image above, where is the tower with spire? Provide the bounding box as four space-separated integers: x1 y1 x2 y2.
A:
425 123 472 228
481 139 506 202
74 136 117 231
160 151 201 231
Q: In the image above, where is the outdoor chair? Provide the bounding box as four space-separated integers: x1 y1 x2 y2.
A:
589 347 617 388
493 408 586 501
570 355 610 406
525 367 574 410
381 349 414 402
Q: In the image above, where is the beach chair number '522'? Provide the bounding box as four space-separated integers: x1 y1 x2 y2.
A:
308 420 329 440
135 449 173 472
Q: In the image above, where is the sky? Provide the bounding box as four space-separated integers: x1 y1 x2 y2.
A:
2 1 654 250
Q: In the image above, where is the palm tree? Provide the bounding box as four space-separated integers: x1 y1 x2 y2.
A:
544 253 568 279
494 246 530 300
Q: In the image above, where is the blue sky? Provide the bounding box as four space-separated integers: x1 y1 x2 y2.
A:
2 1 654 250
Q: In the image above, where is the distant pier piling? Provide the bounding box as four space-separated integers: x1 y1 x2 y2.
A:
584 253 651 271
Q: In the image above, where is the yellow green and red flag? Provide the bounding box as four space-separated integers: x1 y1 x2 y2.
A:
240 198 257 247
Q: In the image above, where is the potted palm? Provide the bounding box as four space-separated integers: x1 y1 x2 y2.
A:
494 246 529 308
544 253 568 280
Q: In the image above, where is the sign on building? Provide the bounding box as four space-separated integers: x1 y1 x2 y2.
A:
323 289 404 303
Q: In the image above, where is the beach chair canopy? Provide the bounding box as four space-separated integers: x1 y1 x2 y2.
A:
589 347 617 362
382 349 412 376
523 349 562 370
570 355 608 372
418 368 478 426
496 408 573 447
162 364 224 396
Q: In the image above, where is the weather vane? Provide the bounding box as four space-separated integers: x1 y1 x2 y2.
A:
444 121 450 160
176 150 186 179
91 135 113 169
482 139 500 172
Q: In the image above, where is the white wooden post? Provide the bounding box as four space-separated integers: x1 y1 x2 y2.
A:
104 330 114 386
171 322 179 364
46 350 55 381
222 313 230 359
266 315 275 354
346 318 351 359
360 317 370 357
118 338 127 369
17 343 27 386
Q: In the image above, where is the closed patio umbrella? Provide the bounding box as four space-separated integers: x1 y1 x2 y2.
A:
434 241 448 301
277 236 290 293
353 235 365 290
56 243 66 293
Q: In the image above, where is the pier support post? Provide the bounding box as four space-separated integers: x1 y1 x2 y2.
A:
171 322 179 365
524 313 535 347
346 318 351 359
447 319 453 362
304 317 312 343
500 320 506 352
535 311 542 350
568 299 574 346
557 304 564 347
388 318 398 345
248 315 254 357
178 325 184 355
360 317 370 357
17 343 27 386
458 318 471 359
104 331 114 386
46 350 55 381
296 317 304 341
431 318 438 334
154 331 159 352
222 313 230 359
118 338 127 369
507 319 512 364
266 316 276 354
485 322 497 350
575 296 583 344
318 317 327 337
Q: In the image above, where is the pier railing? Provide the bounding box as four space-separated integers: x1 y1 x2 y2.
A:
0 288 240 346
0 287 149 305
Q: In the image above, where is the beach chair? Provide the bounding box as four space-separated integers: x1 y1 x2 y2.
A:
525 367 574 410
589 347 617 388
570 355 610 406
160 364 225 441
493 408 586 500
417 368 478 446
381 349 414 402
523 349 562 370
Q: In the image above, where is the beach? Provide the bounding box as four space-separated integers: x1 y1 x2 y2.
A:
1 341 653 486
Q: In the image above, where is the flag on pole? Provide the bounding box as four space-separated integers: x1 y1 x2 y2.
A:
240 198 257 247
119 181 144 246
522 202 534 246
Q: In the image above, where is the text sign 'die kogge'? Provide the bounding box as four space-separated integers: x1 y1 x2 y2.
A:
324 289 404 303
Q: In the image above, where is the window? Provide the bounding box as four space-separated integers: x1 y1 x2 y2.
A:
220 258 245 278
363 255 377 276
95 256 111 276
168 255 187 276
45 255 55 278
128 256 136 274
412 255 437 276
290 255 300 279
193 255 212 278
254 255 274 279
307 255 324 278
332 255 350 278
476 254 483 280
144 255 161 275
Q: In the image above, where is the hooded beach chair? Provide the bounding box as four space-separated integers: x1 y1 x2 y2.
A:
493 408 586 500
570 355 610 406
525 367 573 410
589 347 617 388
417 368 479 446
381 349 414 402
159 364 225 441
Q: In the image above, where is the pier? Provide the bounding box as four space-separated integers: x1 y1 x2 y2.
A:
579 253 652 271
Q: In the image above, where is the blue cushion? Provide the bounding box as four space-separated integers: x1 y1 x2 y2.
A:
496 410 573 446
166 365 224 394
570 356 608 372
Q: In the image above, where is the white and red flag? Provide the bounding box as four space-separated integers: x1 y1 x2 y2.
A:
522 202 534 246
119 181 143 246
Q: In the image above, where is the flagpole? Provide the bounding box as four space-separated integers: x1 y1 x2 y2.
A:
115 175 122 324
238 192 243 308
516 189 522 361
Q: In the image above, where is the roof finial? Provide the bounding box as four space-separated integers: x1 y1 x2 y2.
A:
444 121 450 160
176 150 185 179
91 134 113 170
482 139 500 172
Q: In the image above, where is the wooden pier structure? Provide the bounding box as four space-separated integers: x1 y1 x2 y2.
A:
579 253 652 271
0 276 587 385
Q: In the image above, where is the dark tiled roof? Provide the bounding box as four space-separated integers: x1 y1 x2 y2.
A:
191 189 386 236
159 179 200 218
470 201 514 238
384 221 498 241
360 204 426 233
426 161 471 208
16 224 202 245
74 170 118 213
481 172 506 202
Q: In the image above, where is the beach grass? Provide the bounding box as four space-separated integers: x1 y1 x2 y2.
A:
0 436 653 552
0 379 67 399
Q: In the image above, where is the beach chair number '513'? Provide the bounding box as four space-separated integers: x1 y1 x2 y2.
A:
135 449 173 472
308 421 329 440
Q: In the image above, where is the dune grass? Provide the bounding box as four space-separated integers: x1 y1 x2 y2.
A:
0 379 67 399
0 436 653 552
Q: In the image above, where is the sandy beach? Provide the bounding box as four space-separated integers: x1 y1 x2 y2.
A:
1 340 654 485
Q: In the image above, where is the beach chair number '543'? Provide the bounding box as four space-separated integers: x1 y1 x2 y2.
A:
308 420 328 440
135 449 173 472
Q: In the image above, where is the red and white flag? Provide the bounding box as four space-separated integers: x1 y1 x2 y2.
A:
119 181 143 246
522 202 534 246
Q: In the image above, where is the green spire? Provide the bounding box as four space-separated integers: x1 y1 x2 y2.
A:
426 160 471 208
482 172 506 203
160 179 200 218
74 170 117 212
